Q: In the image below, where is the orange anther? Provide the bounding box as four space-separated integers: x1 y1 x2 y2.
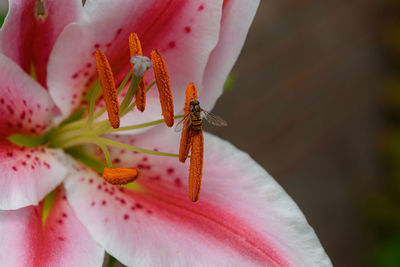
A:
129 33 146 112
135 79 146 112
151 50 174 127
188 130 204 202
128 33 143 56
103 167 140 185
179 82 198 162
94 49 120 128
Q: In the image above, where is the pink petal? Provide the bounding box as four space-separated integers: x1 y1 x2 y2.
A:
48 0 224 120
0 0 81 87
64 128 331 266
0 139 68 210
201 0 260 110
0 187 104 266
0 54 54 136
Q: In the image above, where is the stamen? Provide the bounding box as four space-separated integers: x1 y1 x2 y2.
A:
129 33 147 112
188 130 204 202
179 82 198 163
136 78 146 112
150 50 174 127
128 33 143 56
103 167 140 185
94 49 120 129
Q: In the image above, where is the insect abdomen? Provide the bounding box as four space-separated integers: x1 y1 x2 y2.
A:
191 112 202 132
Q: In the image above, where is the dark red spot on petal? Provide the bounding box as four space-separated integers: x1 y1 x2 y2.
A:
91 201 95 206
124 214 130 220
184 26 191 33
136 203 143 209
12 166 17 171
167 168 174 174
198 4 204 11
94 43 100 49
102 200 107 206
168 41 176 48
6 105 14 115
174 178 182 187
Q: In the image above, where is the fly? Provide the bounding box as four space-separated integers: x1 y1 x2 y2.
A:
175 100 227 132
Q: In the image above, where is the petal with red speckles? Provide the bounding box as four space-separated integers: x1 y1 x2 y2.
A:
0 139 68 210
0 187 104 266
0 0 82 87
64 128 331 266
0 54 54 136
48 0 223 122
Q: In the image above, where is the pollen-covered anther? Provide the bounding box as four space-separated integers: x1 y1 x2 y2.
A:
94 49 120 128
189 130 204 202
130 56 152 77
179 82 198 163
129 33 147 112
103 168 140 185
151 50 174 127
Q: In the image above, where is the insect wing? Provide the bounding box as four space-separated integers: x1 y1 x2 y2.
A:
175 114 192 132
201 109 227 127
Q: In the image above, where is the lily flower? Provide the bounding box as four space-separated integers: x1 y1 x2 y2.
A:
0 0 332 266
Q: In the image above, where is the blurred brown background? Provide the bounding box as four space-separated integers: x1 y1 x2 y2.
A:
207 0 382 266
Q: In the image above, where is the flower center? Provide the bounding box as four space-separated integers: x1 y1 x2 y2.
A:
9 32 181 186
9 32 206 202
